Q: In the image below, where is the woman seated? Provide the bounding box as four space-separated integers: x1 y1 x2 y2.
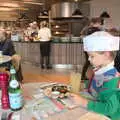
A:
0 28 23 82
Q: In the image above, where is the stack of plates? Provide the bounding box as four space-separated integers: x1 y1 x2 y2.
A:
71 37 80 42
52 37 60 42
60 37 70 42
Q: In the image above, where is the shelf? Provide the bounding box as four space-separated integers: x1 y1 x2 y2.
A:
38 16 48 19
51 21 70 37
53 31 65 35
52 29 69 32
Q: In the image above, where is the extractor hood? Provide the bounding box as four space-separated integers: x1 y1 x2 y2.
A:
51 2 72 19
51 2 85 19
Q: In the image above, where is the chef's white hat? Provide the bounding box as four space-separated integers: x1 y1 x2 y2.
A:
83 31 119 51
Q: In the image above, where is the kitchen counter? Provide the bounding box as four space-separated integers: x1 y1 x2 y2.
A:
13 41 85 68
13 41 82 43
13 40 83 44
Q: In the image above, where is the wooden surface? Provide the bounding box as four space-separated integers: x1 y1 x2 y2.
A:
23 72 70 84
21 60 71 84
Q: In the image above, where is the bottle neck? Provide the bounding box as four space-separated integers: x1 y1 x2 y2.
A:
9 73 20 89
11 74 16 81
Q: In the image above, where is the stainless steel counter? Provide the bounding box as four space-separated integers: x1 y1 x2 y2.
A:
13 41 85 69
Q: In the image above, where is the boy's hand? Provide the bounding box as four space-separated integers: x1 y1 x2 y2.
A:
0 67 10 76
71 93 88 107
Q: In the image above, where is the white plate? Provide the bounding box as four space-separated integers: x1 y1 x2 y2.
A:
0 55 11 64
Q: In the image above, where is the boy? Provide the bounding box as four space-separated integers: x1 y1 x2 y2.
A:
0 29 23 82
74 31 120 120
81 17 102 80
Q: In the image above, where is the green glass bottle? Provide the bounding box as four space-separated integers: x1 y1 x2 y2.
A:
8 66 23 111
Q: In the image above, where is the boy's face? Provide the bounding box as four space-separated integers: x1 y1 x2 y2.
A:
87 52 107 68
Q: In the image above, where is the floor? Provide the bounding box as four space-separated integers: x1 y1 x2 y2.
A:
22 63 75 84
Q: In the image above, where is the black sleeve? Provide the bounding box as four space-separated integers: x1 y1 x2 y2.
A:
2 39 16 56
114 51 120 72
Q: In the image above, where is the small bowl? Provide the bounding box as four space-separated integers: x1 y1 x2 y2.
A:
51 91 60 99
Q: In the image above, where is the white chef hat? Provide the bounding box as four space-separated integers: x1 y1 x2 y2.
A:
83 31 119 51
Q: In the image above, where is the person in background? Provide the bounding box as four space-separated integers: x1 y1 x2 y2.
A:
73 31 120 120
107 28 120 73
27 23 34 41
0 28 23 82
32 21 39 33
80 17 102 37
6 27 12 39
31 21 39 41
24 27 31 41
38 21 52 69
81 17 102 80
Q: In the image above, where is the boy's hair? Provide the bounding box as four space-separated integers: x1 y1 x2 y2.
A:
81 26 101 36
90 17 102 25
96 51 117 60
106 28 119 36
80 17 102 36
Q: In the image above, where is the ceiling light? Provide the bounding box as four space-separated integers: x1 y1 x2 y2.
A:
74 0 78 2
72 8 83 18
18 13 30 21
100 11 110 18
55 25 60 28
0 3 20 8
17 8 29 11
23 2 44 5
0 7 15 11
39 10 48 16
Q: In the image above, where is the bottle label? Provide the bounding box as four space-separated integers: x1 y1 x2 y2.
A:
9 80 19 88
9 92 23 109
10 68 16 74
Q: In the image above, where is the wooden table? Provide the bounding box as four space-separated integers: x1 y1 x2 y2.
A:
0 82 110 120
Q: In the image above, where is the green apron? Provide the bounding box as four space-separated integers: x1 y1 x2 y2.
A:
87 77 120 120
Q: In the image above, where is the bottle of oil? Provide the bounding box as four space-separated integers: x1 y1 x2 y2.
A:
8 66 23 111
